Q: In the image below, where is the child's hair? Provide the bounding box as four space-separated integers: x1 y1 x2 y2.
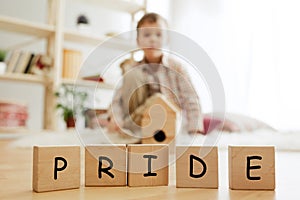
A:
136 13 167 32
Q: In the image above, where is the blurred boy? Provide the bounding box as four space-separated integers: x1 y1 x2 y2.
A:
107 13 204 135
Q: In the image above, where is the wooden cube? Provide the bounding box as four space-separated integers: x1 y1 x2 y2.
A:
142 137 176 155
85 145 127 186
127 144 169 187
176 146 218 188
32 146 80 192
228 146 275 190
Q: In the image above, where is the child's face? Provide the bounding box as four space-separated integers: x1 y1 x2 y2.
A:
137 20 167 59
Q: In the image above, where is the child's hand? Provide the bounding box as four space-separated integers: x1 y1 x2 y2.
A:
107 117 122 133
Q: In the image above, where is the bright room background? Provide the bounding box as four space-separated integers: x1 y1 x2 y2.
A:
1 0 299 131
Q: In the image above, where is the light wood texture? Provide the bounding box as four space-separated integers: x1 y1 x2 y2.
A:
142 138 176 155
0 126 29 134
1 140 299 199
64 29 136 50
141 94 179 145
0 73 50 85
0 15 54 37
82 0 146 14
228 146 275 190
64 29 106 45
85 145 127 186
127 144 169 187
43 0 65 130
62 49 82 79
176 146 218 188
142 137 174 145
32 146 81 192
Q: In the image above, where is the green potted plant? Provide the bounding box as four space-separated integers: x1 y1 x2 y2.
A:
55 84 88 128
0 49 7 74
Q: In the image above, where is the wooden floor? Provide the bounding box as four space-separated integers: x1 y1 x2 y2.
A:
0 139 299 200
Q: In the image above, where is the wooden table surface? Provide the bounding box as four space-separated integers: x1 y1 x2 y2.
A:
0 139 299 200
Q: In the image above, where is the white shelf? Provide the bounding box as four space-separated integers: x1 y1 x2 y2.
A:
81 0 145 14
0 15 54 37
64 29 136 50
0 127 29 134
64 29 106 46
62 78 114 89
0 73 50 85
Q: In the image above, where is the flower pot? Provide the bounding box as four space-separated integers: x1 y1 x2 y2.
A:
65 117 76 128
0 62 7 74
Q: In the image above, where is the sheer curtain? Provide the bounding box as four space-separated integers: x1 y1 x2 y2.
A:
238 0 300 130
171 0 300 130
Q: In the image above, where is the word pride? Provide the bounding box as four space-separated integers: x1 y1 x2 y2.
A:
32 145 275 192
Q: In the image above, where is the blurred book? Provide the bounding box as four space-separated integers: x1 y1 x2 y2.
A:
29 54 52 76
14 52 34 73
5 50 52 75
6 50 21 73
